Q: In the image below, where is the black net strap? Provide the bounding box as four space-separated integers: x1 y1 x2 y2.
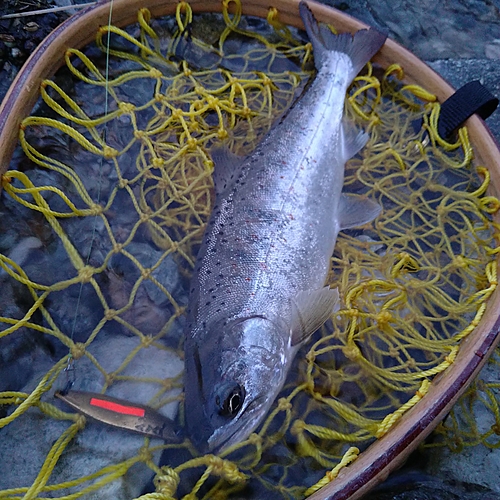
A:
437 80 498 139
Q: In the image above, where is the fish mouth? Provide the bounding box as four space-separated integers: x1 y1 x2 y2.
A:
207 421 256 455
206 395 268 455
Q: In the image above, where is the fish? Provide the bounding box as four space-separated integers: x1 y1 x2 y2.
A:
183 0 387 454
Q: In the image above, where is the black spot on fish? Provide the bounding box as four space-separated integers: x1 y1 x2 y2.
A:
205 301 211 306
218 273 224 278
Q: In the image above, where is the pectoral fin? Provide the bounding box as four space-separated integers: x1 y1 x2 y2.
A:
290 287 339 346
338 193 382 230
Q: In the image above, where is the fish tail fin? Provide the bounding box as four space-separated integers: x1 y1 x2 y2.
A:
299 1 387 82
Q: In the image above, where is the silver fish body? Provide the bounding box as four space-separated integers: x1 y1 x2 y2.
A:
184 1 386 454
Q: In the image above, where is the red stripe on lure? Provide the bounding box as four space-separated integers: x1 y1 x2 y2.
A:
89 397 146 417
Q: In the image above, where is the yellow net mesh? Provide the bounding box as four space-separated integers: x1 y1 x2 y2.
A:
0 1 499 498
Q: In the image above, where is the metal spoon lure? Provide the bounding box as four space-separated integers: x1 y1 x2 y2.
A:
55 390 183 442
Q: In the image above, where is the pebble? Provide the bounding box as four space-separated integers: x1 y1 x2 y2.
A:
486 40 500 60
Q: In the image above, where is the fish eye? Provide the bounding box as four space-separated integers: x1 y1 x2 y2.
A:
216 383 245 417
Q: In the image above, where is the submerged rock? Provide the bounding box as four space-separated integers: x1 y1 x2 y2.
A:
0 410 158 499
54 332 184 417
0 332 183 497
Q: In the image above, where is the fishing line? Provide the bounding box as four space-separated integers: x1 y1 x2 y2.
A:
63 0 115 393
0 2 97 20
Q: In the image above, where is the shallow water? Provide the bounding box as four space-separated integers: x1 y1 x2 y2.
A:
1 2 500 499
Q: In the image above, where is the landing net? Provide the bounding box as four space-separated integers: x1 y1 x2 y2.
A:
0 1 499 498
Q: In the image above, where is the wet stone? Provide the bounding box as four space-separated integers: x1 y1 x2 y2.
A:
0 332 183 497
424 360 500 495
51 333 184 418
323 0 500 60
0 411 157 500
